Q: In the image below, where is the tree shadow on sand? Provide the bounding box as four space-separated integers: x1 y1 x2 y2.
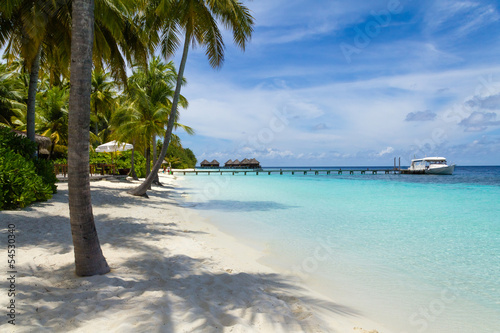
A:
12 252 362 332
1 179 364 332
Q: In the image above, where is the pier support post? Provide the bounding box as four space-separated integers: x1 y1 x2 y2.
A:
292 171 294 175
361 171 365 174
304 171 307 175
350 171 354 174
256 171 259 175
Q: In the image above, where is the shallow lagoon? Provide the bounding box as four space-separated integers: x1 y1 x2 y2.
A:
180 166 500 333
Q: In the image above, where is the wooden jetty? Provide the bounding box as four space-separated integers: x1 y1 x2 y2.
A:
172 168 402 176
400 169 425 174
175 157 411 176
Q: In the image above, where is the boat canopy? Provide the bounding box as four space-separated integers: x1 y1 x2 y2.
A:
411 157 447 163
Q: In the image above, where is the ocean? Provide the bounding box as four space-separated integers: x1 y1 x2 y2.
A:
178 166 500 333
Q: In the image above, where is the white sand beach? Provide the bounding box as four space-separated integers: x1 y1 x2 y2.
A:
0 174 388 332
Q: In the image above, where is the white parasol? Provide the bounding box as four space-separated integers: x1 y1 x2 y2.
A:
95 140 133 152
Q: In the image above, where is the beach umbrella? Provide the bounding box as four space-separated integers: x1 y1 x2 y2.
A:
95 140 133 152
95 141 133 172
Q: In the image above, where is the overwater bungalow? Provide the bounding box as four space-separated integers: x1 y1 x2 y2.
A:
249 158 261 168
200 159 220 168
202 157 261 169
222 158 261 169
240 158 250 168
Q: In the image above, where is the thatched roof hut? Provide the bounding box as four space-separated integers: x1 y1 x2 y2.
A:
11 130 52 156
232 159 241 167
12 130 51 149
249 158 260 167
224 159 233 167
240 158 250 167
200 159 219 168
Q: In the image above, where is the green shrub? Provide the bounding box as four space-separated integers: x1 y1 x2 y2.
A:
0 128 57 210
0 147 52 210
0 127 37 158
89 149 147 177
35 159 58 193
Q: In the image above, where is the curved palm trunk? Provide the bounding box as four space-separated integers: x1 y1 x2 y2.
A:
145 146 150 177
68 0 109 276
128 33 190 197
27 46 42 148
94 104 99 141
152 136 162 186
129 140 138 180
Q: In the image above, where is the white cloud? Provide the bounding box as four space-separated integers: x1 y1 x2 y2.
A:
179 64 500 166
424 0 499 38
173 1 500 166
406 110 437 121
377 147 394 157
459 112 500 132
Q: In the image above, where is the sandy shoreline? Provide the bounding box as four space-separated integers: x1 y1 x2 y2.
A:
0 174 387 332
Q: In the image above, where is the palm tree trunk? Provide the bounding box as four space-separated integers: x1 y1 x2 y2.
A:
153 135 157 164
129 140 138 180
128 32 191 197
152 136 161 186
145 145 150 178
94 104 99 141
68 0 109 276
27 46 41 148
49 140 55 160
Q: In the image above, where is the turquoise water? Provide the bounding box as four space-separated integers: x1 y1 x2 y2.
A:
179 167 500 333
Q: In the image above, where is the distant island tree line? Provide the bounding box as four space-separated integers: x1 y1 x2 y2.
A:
199 158 261 169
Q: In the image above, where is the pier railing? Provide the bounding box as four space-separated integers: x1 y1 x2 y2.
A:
172 168 402 176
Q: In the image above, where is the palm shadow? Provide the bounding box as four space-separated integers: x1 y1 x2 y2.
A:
1 179 364 332
12 252 361 332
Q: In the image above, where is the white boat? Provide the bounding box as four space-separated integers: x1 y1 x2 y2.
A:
407 157 455 175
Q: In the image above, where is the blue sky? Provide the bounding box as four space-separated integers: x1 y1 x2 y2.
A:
176 0 500 166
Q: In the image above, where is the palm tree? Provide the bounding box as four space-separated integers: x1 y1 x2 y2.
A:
0 63 26 127
112 57 189 180
90 70 117 144
36 85 69 158
67 0 109 276
1 0 70 144
1 0 148 145
128 0 254 196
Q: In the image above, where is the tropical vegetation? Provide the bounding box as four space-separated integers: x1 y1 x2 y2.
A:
0 0 254 276
0 127 57 210
0 58 196 172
